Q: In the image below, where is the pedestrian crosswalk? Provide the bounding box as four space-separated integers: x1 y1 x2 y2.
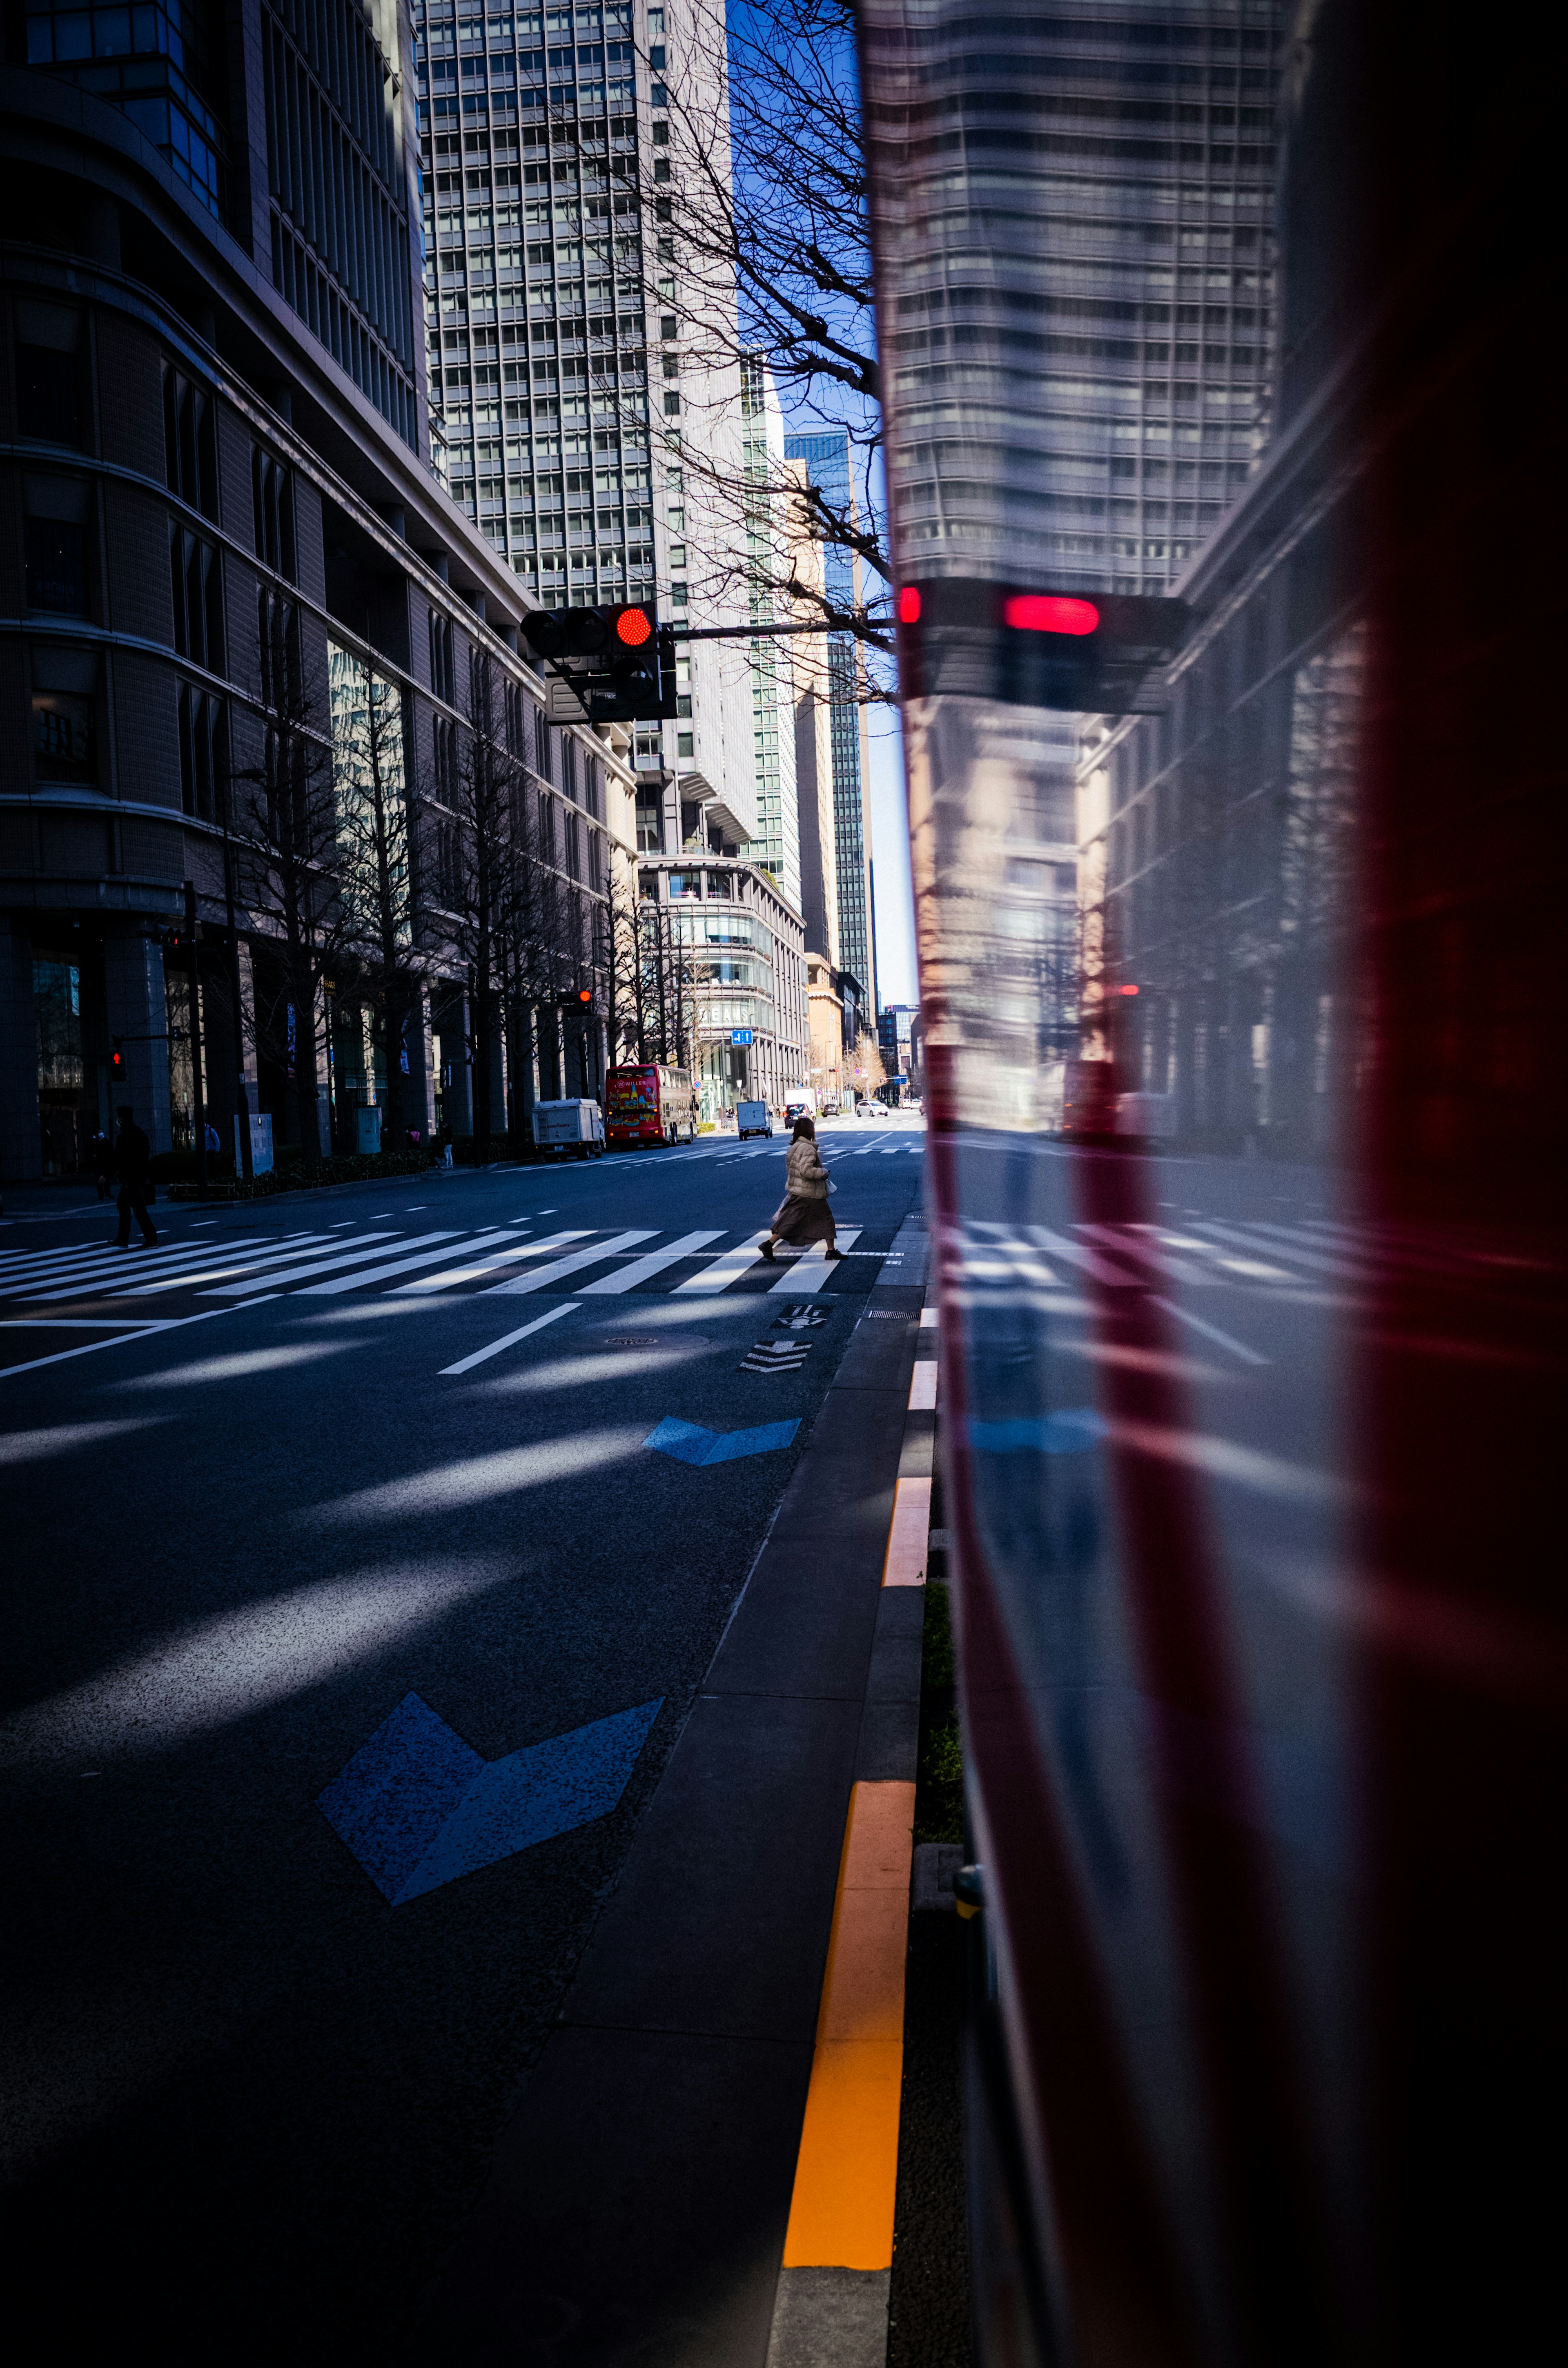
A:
0 1220 891 1312
941 1214 1497 1307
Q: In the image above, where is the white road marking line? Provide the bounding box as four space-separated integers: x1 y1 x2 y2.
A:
577 1231 725 1293
202 1232 463 1295
908 1361 939 1409
1079 1223 1212 1286
0 1227 314 1276
2 1235 295 1298
768 1227 862 1293
296 1230 523 1295
394 1229 590 1292
1021 1225 1145 1286
0 1304 239 1379
439 1304 578 1374
675 1238 771 1294
1187 1220 1365 1280
481 1230 657 1295
20 1246 317 1304
115 1236 346 1295
0 1317 166 1329
1145 1295 1271 1367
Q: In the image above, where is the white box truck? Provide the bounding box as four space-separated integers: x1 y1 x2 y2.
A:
735 1100 773 1139
532 1098 606 1159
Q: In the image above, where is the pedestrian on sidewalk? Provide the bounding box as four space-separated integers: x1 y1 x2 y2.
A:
760 1115 842 1264
111 1105 158 1249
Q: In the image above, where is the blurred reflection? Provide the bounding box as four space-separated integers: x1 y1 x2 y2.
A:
862 0 1562 2360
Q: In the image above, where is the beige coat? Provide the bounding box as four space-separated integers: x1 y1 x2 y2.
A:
784 1138 829 1199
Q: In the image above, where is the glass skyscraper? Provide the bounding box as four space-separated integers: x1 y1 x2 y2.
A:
782 426 876 1015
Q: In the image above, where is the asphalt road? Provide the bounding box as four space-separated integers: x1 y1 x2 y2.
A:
1 1117 927 2352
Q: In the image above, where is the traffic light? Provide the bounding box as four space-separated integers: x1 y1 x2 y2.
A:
557 988 596 1017
521 603 677 723
895 578 1187 711
110 1040 124 1073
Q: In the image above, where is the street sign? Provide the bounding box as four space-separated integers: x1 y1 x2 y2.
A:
731 1028 754 1045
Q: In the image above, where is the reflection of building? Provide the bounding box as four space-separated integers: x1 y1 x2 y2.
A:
637 855 805 1115
0 9 628 1181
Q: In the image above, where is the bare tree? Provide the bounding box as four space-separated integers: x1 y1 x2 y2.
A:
333 649 419 1146
445 648 521 1164
608 1 892 678
231 609 346 1158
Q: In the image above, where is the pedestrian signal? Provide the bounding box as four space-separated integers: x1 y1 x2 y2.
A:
521 604 677 722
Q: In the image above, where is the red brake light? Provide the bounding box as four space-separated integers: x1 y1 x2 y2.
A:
616 606 653 646
1003 594 1100 636
897 586 922 624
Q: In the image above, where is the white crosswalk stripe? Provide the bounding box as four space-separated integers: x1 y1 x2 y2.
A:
394 1230 590 1292
577 1231 725 1293
204 1232 463 1296
675 1238 773 1294
768 1227 862 1293
297 1230 523 1295
481 1230 657 1295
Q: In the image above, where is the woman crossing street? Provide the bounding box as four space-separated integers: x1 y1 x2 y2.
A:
759 1116 842 1264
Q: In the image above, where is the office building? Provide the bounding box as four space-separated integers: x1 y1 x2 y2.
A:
637 852 806 1116
782 426 875 1018
411 0 762 862
1 6 630 1180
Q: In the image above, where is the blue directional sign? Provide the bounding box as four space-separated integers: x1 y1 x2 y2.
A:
318 1691 662 1904
644 1414 800 1466
730 1028 754 1045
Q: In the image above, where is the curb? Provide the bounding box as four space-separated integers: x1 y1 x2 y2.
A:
766 1300 942 2367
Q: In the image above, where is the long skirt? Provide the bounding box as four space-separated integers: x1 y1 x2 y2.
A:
768 1193 836 1247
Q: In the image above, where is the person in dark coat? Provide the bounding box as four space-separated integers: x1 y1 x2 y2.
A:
760 1115 842 1262
111 1106 158 1249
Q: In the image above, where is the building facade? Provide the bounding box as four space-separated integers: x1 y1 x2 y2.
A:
782 426 875 1017
636 852 805 1117
1 15 631 1182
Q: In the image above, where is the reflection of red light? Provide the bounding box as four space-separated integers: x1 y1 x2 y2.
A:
1118 983 1140 996
1003 593 1100 636
897 586 922 623
615 606 653 645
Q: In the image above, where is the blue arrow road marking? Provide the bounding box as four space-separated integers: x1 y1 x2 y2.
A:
967 1409 1109 1455
318 1692 662 1904
644 1414 800 1466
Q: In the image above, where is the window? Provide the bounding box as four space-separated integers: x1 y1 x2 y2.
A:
177 684 225 821
506 680 526 755
14 300 84 445
258 590 298 711
563 735 579 803
24 516 89 615
432 715 459 800
677 730 694 756
33 690 96 784
252 448 296 577
169 525 224 671
430 609 455 702
538 790 556 862
164 368 218 516
663 391 680 415
535 703 552 782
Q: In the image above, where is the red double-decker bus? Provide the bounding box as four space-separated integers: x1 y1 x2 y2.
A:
605 1064 699 1148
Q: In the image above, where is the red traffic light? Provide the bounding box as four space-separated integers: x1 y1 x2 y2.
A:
897 586 922 623
1117 983 1140 997
1002 593 1100 636
615 606 653 647
577 988 592 1004
110 1048 123 1069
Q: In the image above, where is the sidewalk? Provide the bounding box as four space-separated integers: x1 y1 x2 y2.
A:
422 1213 951 2366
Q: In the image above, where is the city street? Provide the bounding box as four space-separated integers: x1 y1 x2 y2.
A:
2 1118 927 2350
